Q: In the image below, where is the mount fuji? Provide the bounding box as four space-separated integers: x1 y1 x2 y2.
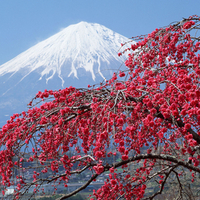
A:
0 21 129 125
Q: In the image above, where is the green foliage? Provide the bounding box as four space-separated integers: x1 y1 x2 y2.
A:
37 194 61 200
37 194 84 200
67 194 84 200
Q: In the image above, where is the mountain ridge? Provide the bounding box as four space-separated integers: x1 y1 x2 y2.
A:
0 21 130 125
0 21 128 86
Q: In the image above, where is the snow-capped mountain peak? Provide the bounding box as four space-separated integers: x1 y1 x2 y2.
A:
0 21 128 86
0 21 130 125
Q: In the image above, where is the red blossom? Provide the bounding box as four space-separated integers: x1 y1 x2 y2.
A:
119 71 126 77
183 21 195 29
122 155 129 160
118 52 122 56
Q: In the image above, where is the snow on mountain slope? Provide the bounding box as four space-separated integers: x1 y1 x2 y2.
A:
0 21 130 125
0 21 128 86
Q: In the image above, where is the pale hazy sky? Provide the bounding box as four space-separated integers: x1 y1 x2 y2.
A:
0 0 199 65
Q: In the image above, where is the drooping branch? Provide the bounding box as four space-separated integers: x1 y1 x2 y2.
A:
56 153 200 199
107 153 200 174
144 166 177 200
57 173 99 200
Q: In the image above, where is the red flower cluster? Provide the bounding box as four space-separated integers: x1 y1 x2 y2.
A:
183 20 195 29
1 16 200 199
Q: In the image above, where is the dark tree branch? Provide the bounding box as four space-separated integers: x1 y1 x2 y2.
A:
55 153 200 199
109 153 200 174
144 166 176 200
57 173 99 200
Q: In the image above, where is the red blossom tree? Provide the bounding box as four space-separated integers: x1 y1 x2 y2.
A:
1 16 200 199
